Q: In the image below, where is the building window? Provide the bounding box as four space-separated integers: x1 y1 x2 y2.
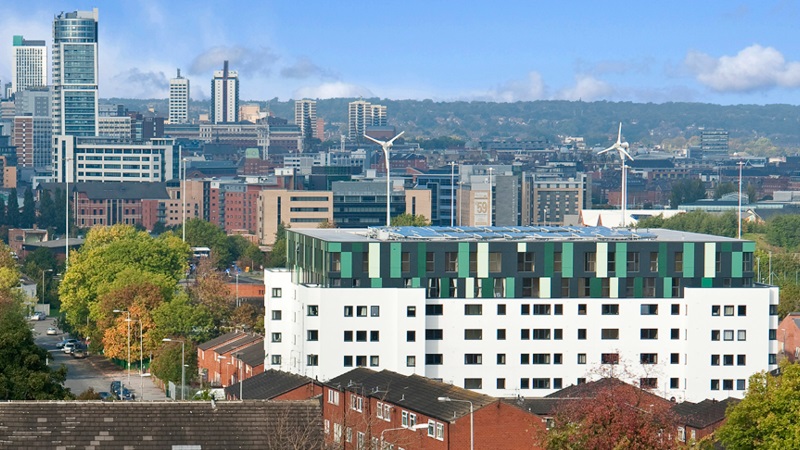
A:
407 330 416 342
670 378 679 389
640 353 658 364
522 278 538 297
641 329 658 340
401 252 411 272
521 329 530 339
554 252 562 272
602 304 619 315
327 390 340 405
532 329 551 340
724 354 734 366
584 252 596 272
370 355 379 367
627 252 640 272
770 354 777 364
738 305 747 316
578 353 587 364
271 310 282 320
370 330 380 342
644 278 656 297
469 252 478 272
497 353 506 364
533 304 551 315
356 355 367 366
716 252 723 272
578 329 587 340
649 252 658 272
497 378 506 389
521 353 531 365
532 353 550 364
407 306 416 317
737 354 746 366
518 251 535 271
445 252 458 272
344 306 353 317
371 306 380 317
561 278 570 297
426 252 434 272
344 356 353 367
271 355 282 365
357 306 368 317
769 329 777 340
674 251 683 272
521 304 530 315
464 378 482 389
601 329 619 340
723 379 733 391
425 304 443 316
770 304 778 316
271 332 282 343
307 305 319 316
641 304 658 315
532 378 550 389
724 305 734 316
344 331 353 342
497 304 506 315
307 354 318 366
407 356 416 367
554 304 563 315
272 288 282 298
671 353 679 364
497 329 506 340
640 378 658 389
672 278 682 297
489 252 502 272
711 354 720 365
464 354 483 365
671 304 680 315
737 379 746 390
711 379 720 390
711 330 720 341
425 354 443 365
724 330 734 341
601 353 619 364
578 304 587 315
738 330 747 341
307 330 318 341
465 304 482 315
464 329 483 340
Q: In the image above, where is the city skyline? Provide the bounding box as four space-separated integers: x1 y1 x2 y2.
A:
1 1 799 105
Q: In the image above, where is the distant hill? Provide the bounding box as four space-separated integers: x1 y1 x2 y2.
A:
106 98 800 150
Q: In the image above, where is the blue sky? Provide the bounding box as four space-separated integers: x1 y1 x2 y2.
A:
2 1 800 104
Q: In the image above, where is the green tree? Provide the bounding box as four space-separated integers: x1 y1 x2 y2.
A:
185 218 232 267
670 179 706 209
37 190 55 230
59 224 189 342
20 187 35 229
718 361 800 449
714 182 737 199
266 223 288 268
0 196 6 228
390 213 431 226
6 189 19 228
151 293 215 344
150 340 197 388
766 215 800 250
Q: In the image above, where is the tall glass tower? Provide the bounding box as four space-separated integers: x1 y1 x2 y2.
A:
52 8 99 137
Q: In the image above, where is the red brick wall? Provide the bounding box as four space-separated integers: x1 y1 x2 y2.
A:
778 314 800 362
273 383 323 401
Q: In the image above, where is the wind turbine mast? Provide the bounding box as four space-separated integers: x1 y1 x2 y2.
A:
364 131 405 227
598 123 634 227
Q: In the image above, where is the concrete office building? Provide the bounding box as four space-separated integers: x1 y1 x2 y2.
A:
211 61 238 124
294 99 317 139
265 226 778 403
169 69 190 124
53 136 179 183
12 36 47 95
52 9 99 137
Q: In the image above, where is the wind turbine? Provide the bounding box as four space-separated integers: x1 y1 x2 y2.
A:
599 123 634 227
364 131 405 227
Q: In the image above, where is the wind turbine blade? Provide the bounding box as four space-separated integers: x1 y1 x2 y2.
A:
620 148 634 161
617 122 623 145
363 134 384 146
599 145 617 154
386 131 405 146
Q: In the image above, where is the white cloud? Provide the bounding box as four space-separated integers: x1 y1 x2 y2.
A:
293 81 374 99
556 75 614 101
281 57 334 80
470 71 547 102
188 45 279 76
110 68 169 98
686 44 800 92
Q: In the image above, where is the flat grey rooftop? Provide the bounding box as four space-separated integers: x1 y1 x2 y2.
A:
291 226 743 244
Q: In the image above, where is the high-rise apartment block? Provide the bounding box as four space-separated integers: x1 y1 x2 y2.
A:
347 100 387 140
169 69 190 124
52 9 99 137
11 36 47 95
371 104 387 126
266 226 777 403
294 99 317 138
211 61 238 124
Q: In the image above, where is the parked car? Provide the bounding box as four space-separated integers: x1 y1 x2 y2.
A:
63 342 76 354
46 327 58 335
119 387 134 401
72 347 87 359
110 381 121 397
29 312 45 321
98 391 113 401
56 338 77 349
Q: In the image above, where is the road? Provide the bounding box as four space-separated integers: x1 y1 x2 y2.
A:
32 317 168 401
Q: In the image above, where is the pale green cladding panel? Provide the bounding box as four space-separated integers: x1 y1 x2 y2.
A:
732 252 743 278
562 242 574 278
615 243 627 277
341 252 352 278
683 243 695 278
458 242 470 278
390 243 402 278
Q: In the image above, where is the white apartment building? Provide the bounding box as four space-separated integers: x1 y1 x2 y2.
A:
264 226 778 403
11 36 46 94
169 69 190 124
294 99 317 138
98 116 132 139
211 61 238 124
53 135 179 183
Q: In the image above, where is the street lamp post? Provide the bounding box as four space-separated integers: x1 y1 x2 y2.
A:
162 338 185 400
380 424 428 447
113 309 131 388
40 269 53 307
438 396 473 450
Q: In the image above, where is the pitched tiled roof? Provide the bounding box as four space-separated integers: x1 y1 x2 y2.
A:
38 181 170 200
198 331 248 351
507 397 562 416
225 369 316 400
326 369 496 422
214 334 263 355
234 342 265 367
0 400 322 450
672 398 738 429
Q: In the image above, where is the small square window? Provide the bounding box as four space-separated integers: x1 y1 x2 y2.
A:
671 328 680 340
497 353 506 364
307 330 318 341
344 306 353 317
344 331 353 342
578 304 587 315
578 329 587 340
737 354 746 366
712 305 720 316
370 306 380 317
271 310 282 320
737 379 746 390
554 304 563 315
711 354 720 365
271 332 282 343
271 288 282 298
738 330 746 341
723 330 734 341
497 378 506 389
671 353 679 364
724 305 734 316
370 355 380 367
670 378 679 389
370 330 380 342
357 306 368 317
671 304 680 315
407 330 416 342
271 355 282 365
711 330 720 341
577 353 587 364
407 306 416 317
497 329 506 340
497 304 506 315
711 379 719 390
307 305 319 316
521 304 530 315
738 305 747 316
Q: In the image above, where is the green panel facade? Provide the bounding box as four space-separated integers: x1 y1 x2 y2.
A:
341 252 352 278
390 243 402 278
371 278 382 288
562 242 574 278
506 277 515 298
743 242 756 252
616 243 627 277
683 242 695 278
732 252 743 278
482 278 493 298
702 277 713 288
458 242 470 278
658 243 667 277
663 277 672 298
590 277 602 298
634 278 643 297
